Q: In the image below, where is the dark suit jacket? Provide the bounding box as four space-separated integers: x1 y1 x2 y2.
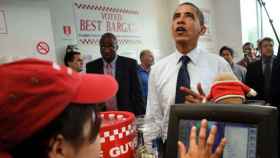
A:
245 58 276 103
86 56 145 115
271 57 280 107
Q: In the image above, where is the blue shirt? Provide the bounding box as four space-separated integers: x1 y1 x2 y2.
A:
137 65 150 102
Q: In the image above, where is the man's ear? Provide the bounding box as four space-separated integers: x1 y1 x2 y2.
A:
199 25 207 36
48 134 73 158
115 44 119 52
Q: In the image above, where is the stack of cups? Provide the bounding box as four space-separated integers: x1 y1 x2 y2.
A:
99 111 136 158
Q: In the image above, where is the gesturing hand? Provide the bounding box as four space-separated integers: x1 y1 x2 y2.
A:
180 83 207 104
178 119 227 158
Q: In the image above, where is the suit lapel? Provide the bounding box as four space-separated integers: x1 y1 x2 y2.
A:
258 60 263 76
98 59 104 74
115 57 121 82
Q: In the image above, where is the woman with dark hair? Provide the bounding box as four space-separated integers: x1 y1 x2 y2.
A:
0 58 118 158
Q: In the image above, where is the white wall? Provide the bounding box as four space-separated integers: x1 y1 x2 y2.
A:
214 0 243 60
0 0 56 61
48 0 77 64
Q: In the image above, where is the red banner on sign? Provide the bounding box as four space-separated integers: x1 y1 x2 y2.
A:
63 26 72 36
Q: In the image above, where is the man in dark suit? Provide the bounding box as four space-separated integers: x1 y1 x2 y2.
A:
245 37 276 104
86 32 145 115
271 54 280 107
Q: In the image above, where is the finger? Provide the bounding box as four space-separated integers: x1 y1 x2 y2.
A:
178 141 187 158
197 83 206 96
206 125 217 155
189 126 197 148
212 138 227 158
185 95 201 104
198 119 208 149
180 87 204 100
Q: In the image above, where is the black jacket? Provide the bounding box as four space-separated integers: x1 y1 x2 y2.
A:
86 56 145 115
245 57 278 104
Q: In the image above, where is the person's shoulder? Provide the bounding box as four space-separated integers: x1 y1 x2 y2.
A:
237 58 245 64
250 59 261 66
86 58 102 66
118 55 137 63
151 53 175 70
199 48 227 64
234 63 246 72
247 59 261 70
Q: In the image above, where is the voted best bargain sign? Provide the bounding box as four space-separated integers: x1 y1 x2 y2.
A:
73 0 142 45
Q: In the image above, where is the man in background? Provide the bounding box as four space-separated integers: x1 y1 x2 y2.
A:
137 49 154 106
245 37 276 103
237 42 257 68
219 46 246 82
86 32 145 115
64 47 83 72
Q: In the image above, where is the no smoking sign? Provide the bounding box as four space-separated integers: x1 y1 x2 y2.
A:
36 41 50 55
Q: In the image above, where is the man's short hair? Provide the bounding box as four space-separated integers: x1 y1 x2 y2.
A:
64 51 81 66
219 46 234 56
179 2 205 26
139 49 152 60
258 37 274 48
242 42 254 49
100 32 117 45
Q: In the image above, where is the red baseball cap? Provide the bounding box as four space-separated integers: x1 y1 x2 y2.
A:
0 58 118 152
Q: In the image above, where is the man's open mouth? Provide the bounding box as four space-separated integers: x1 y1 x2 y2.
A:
176 27 187 33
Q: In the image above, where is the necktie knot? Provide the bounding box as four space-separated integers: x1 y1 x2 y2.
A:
180 56 191 65
106 63 112 69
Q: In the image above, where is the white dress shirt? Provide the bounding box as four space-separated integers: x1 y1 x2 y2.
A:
103 55 118 77
144 47 233 147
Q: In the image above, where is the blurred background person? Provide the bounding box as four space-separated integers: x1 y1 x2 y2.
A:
64 45 83 72
219 46 246 82
245 37 276 104
86 32 145 115
137 49 154 106
237 42 257 68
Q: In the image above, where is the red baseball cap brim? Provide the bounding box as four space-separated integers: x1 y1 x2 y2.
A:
73 73 118 104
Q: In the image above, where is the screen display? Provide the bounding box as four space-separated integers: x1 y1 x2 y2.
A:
179 120 257 158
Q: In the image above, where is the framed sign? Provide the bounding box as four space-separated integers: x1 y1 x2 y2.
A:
0 10 8 34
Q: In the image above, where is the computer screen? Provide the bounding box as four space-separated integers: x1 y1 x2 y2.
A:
179 120 257 158
165 104 278 158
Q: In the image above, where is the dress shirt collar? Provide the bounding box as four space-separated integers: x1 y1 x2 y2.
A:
103 55 118 66
175 46 200 65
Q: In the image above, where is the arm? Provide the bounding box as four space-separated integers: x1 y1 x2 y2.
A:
130 59 145 115
245 64 257 100
143 68 163 151
178 119 227 158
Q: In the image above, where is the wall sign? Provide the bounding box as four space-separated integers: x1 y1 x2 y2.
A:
73 0 142 45
36 41 50 55
63 25 72 36
0 10 8 34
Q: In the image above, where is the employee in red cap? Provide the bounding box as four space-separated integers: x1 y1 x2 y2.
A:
0 58 118 158
0 58 225 158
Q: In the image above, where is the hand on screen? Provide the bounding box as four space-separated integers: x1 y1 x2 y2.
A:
178 119 227 158
180 83 207 103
